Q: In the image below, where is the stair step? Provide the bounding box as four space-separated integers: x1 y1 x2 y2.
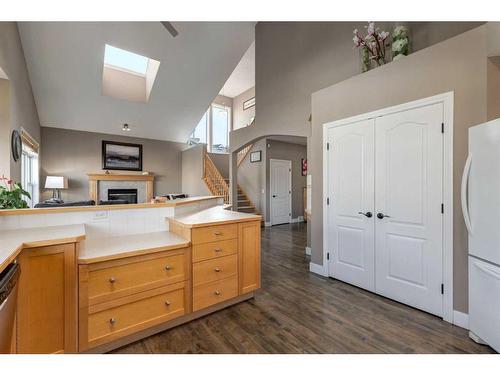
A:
237 205 255 210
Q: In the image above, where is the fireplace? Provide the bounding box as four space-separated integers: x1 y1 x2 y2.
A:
107 188 138 204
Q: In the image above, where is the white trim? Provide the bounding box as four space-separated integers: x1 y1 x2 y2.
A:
322 92 454 324
305 246 311 256
309 262 328 276
453 310 469 329
290 216 304 223
264 221 272 227
269 159 292 226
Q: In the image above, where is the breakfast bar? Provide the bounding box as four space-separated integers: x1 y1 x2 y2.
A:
0 196 261 353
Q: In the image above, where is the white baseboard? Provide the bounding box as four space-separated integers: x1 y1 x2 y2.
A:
305 246 311 256
309 262 328 277
290 216 304 223
264 222 272 227
453 310 469 329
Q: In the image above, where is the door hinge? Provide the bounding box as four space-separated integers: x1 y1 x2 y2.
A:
441 123 444 134
327 197 330 205
441 203 444 214
441 283 444 295
326 142 330 150
327 252 330 260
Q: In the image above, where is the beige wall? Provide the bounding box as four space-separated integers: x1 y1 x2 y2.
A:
233 86 255 130
230 22 482 153
181 144 211 197
41 127 185 202
311 25 490 313
0 22 41 182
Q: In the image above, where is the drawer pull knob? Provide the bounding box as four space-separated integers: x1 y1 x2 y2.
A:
214 248 222 253
109 318 116 325
214 268 221 273
165 265 172 271
165 300 172 306
214 231 222 235
214 290 221 296
108 277 116 284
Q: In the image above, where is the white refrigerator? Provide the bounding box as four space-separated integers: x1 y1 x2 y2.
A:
462 118 500 353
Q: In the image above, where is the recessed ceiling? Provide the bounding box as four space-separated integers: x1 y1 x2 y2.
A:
219 41 255 98
18 22 255 143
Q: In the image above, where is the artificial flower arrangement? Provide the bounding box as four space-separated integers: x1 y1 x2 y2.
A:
0 175 31 209
353 22 410 72
353 22 390 70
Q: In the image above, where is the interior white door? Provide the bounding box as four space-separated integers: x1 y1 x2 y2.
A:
374 103 444 316
270 159 292 225
327 119 375 291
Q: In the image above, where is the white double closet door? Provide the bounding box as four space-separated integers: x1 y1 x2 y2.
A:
326 103 444 317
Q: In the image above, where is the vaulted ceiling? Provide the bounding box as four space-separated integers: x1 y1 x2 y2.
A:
18 22 255 143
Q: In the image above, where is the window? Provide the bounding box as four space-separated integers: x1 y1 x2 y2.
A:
190 110 208 145
188 104 231 153
211 104 230 153
102 44 160 103
104 44 149 75
21 141 39 208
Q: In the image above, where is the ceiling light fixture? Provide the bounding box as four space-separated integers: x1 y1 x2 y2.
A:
122 123 130 132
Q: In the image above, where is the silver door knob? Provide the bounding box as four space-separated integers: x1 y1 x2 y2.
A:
214 248 222 253
109 318 116 325
214 231 222 235
165 265 172 271
214 290 221 296
165 300 171 306
214 268 221 273
108 277 116 284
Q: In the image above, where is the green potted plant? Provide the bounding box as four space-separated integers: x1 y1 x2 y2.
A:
0 176 31 209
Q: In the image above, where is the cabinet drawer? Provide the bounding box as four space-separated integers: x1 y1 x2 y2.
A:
191 224 237 245
87 283 186 346
192 239 237 262
87 251 187 305
193 254 237 286
193 275 238 311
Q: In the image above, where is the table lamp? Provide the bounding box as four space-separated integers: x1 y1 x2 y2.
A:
45 176 68 199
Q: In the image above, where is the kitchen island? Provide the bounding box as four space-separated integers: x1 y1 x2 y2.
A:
0 197 261 353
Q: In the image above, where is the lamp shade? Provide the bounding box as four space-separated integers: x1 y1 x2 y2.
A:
45 176 68 189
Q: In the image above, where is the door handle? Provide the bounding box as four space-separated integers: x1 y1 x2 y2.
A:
357 211 372 218
461 154 473 234
272 195 276 198
377 213 390 219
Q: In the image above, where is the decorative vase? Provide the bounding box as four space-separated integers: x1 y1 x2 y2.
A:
361 46 371 72
392 25 410 61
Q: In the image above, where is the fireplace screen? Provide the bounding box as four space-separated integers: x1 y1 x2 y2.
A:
107 188 138 204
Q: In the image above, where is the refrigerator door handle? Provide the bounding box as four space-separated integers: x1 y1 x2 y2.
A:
461 154 473 234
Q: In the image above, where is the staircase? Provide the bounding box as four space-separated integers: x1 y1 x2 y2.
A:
203 149 259 215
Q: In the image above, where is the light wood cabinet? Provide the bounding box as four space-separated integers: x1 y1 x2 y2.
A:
78 247 191 351
238 221 261 294
86 282 187 348
193 275 238 311
16 243 78 354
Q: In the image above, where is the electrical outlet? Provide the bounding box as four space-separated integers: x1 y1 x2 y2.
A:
92 211 108 220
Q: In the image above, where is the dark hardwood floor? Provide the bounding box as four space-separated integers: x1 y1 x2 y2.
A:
112 223 495 354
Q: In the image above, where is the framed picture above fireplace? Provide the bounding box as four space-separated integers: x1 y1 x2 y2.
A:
102 140 143 171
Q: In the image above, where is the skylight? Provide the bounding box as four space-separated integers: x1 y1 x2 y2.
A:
104 44 149 75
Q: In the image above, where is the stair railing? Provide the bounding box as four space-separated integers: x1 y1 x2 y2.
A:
237 144 253 167
203 151 230 204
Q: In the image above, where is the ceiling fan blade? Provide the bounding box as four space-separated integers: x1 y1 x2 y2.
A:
161 22 179 37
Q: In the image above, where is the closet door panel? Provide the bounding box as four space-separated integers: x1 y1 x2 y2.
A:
374 103 444 317
327 119 375 291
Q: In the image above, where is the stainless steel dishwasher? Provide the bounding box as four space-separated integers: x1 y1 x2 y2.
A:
0 263 20 353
